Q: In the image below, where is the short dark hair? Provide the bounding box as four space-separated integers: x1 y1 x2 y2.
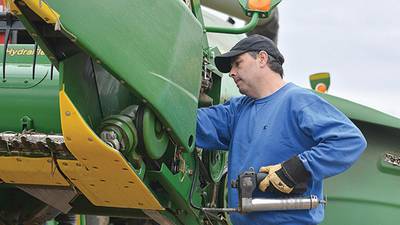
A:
248 51 284 78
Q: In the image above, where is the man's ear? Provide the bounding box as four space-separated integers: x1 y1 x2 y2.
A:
258 51 269 67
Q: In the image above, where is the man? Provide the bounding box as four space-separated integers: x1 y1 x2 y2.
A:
196 34 367 225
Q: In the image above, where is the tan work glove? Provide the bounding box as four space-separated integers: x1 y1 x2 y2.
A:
259 163 293 194
258 156 311 194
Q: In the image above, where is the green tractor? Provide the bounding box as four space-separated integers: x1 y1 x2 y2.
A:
0 1 399 225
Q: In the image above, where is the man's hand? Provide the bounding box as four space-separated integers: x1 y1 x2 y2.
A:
258 156 311 194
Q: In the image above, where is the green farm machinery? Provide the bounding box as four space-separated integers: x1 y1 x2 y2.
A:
0 1 399 225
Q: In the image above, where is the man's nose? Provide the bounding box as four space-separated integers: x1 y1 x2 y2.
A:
229 68 236 78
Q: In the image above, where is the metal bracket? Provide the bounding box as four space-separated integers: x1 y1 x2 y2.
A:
20 115 33 130
384 152 400 167
17 185 77 213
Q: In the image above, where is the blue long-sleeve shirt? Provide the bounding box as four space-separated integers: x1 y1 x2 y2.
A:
196 83 367 225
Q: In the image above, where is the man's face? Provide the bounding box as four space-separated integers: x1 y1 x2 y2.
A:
229 52 262 97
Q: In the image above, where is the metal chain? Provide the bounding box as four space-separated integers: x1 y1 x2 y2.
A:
0 132 74 159
384 152 400 167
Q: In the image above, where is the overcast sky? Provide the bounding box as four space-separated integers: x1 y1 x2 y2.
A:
278 0 400 118
204 0 400 118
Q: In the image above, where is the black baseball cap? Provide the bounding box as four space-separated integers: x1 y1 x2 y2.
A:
214 34 284 73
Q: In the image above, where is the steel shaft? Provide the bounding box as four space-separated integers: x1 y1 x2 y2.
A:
246 195 321 212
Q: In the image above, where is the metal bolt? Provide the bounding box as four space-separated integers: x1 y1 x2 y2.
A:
106 131 117 140
65 111 71 116
187 169 193 176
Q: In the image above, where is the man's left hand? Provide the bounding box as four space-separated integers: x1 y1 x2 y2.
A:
258 156 311 194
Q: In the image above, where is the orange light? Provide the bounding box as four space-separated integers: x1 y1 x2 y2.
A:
248 0 271 11
315 83 327 93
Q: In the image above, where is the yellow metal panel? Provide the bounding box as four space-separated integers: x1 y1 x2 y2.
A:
59 90 163 210
5 0 22 15
0 156 69 186
20 0 60 24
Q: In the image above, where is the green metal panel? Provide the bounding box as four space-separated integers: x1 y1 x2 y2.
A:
93 62 139 118
0 64 60 133
42 0 204 151
318 92 400 129
0 44 51 65
322 122 400 225
61 53 103 130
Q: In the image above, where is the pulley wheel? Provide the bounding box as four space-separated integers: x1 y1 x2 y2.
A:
136 106 169 160
218 174 232 225
203 150 227 183
100 114 138 153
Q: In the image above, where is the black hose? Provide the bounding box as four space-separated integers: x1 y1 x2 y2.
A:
189 152 202 210
50 64 54 80
3 22 11 80
89 58 104 118
32 42 38 79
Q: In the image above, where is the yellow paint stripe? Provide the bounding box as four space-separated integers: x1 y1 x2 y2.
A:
0 156 69 186
21 0 60 24
59 90 163 210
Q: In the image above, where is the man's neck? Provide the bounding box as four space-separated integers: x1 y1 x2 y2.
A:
255 76 286 99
